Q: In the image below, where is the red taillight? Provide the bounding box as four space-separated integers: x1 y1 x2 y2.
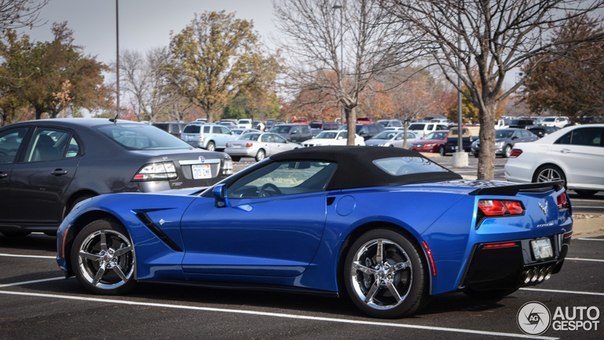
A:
510 148 523 157
478 199 525 217
557 192 570 209
483 241 519 250
245 142 253 148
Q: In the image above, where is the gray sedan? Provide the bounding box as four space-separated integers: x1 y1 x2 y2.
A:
225 132 301 161
471 128 538 157
365 130 419 148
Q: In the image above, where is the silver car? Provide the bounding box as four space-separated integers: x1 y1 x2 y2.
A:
365 130 419 148
224 132 301 161
180 123 238 151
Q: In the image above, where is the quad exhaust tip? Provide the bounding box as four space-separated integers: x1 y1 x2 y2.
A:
523 266 554 284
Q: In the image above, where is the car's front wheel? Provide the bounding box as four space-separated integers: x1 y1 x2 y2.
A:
71 219 136 295
206 141 216 152
503 144 512 158
343 229 426 318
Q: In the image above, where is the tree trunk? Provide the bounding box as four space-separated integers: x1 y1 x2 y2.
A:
345 105 357 145
477 101 496 180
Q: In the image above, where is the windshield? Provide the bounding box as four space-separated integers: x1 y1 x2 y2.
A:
238 133 260 141
425 131 447 140
496 130 514 139
543 118 555 122
98 123 192 150
315 131 339 139
373 131 398 139
408 124 425 131
271 126 292 133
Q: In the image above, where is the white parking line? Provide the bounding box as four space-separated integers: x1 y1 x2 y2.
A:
520 287 604 297
566 257 604 263
0 253 55 259
0 290 556 340
0 276 65 288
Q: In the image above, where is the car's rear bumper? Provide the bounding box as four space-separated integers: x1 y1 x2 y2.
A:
460 231 572 292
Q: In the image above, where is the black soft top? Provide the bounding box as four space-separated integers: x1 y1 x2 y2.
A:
271 146 462 190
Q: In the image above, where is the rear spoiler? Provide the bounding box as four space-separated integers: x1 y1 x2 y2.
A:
469 181 564 196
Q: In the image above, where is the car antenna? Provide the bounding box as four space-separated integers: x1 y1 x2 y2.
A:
109 112 119 124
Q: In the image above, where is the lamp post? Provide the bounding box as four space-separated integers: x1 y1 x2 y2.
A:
115 0 120 119
453 0 468 167
332 2 345 124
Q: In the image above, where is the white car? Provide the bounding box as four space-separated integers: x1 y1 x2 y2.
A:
302 130 365 147
541 116 569 129
505 124 604 197
237 118 253 129
365 130 419 148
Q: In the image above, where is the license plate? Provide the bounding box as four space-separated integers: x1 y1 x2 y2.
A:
531 238 553 260
192 164 212 179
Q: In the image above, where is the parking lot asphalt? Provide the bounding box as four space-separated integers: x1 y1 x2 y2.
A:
0 233 602 339
1 152 602 339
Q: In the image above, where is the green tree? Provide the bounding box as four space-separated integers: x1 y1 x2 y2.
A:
0 23 112 119
165 11 280 122
523 15 604 119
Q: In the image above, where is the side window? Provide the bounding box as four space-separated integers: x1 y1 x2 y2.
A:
203 126 211 133
24 128 74 163
555 132 571 145
427 124 435 130
260 134 271 143
227 161 337 199
220 126 230 134
273 134 287 143
570 127 603 147
0 127 29 164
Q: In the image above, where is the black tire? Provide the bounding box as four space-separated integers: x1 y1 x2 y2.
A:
503 144 512 158
575 190 598 197
343 229 426 318
438 146 445 156
71 219 136 295
206 141 216 152
231 156 241 162
533 164 566 186
255 149 266 162
464 287 518 301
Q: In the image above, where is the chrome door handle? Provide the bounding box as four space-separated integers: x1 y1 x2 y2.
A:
51 169 68 176
560 149 571 154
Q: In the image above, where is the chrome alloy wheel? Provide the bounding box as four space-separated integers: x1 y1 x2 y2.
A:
536 167 563 183
350 238 413 310
77 229 134 290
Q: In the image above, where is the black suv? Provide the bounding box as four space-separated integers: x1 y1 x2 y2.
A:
270 124 312 143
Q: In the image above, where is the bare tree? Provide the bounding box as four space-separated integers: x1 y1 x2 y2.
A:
120 47 175 122
274 0 423 144
0 0 48 32
383 0 604 179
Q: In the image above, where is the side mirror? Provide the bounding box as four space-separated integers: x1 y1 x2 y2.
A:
212 184 228 208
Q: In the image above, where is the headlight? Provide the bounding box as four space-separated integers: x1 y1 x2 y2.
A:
496 141 505 148
133 162 177 181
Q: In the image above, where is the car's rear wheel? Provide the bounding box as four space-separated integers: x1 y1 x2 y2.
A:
503 144 512 158
71 219 136 295
206 141 216 152
255 149 266 162
343 229 426 318
438 146 445 156
533 164 566 186
575 190 598 197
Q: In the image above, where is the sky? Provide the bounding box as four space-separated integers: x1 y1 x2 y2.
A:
22 0 279 65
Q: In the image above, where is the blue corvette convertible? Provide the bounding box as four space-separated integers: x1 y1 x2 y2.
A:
56 146 572 318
